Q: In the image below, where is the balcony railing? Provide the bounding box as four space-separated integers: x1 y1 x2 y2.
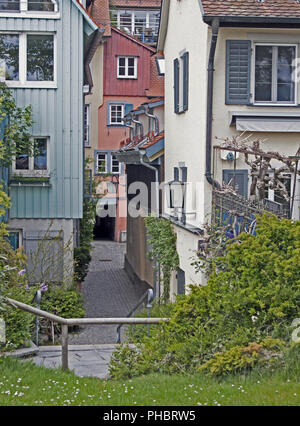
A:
111 15 160 44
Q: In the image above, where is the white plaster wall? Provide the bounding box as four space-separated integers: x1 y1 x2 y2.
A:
163 0 209 292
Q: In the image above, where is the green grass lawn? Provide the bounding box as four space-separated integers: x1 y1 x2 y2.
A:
0 356 300 406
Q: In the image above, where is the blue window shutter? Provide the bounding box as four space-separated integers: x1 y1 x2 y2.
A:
226 40 251 105
183 52 189 111
124 103 133 115
174 58 179 113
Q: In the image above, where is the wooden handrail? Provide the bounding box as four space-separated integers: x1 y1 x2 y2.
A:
5 297 169 370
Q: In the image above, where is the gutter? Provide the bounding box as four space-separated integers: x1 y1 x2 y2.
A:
84 28 104 93
205 17 221 189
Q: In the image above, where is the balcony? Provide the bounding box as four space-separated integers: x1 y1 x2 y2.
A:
110 9 160 46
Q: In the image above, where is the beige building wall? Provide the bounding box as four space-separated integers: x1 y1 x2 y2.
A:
212 27 300 220
85 43 104 170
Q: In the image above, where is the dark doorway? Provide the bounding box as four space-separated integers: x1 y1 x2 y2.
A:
93 216 115 240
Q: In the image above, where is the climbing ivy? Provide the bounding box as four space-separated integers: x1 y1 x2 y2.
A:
144 216 179 303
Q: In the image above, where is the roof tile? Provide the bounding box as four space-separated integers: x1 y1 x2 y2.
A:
201 0 300 18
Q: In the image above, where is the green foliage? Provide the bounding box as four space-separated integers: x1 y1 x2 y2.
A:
40 285 84 319
109 344 147 380
74 197 96 283
109 214 300 378
0 83 34 167
1 285 35 351
144 216 179 302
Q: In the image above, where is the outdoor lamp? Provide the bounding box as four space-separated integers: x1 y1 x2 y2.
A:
167 179 186 209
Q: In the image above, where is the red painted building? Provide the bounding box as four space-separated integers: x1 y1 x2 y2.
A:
86 0 163 242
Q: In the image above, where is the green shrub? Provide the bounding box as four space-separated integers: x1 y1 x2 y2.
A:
109 344 147 380
1 285 35 351
109 214 300 379
74 246 91 283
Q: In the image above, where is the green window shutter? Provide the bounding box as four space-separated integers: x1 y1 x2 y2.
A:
183 52 189 111
226 40 251 105
174 58 179 113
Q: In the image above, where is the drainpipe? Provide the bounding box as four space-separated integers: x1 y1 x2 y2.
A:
143 106 159 136
139 151 160 298
205 18 221 189
132 115 144 139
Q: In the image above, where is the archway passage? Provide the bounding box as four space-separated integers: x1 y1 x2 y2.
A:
93 215 116 240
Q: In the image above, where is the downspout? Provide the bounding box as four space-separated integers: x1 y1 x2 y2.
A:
143 106 159 136
84 28 104 94
132 115 144 139
205 18 221 189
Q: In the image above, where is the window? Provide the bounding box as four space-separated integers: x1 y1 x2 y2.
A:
119 9 132 33
27 34 54 81
254 44 296 104
117 56 137 79
27 0 55 12
109 104 124 125
0 1 20 11
14 137 49 176
0 32 55 87
97 153 108 174
0 34 19 81
96 152 121 175
264 172 291 213
174 52 189 113
111 155 120 174
0 0 57 12
84 104 90 147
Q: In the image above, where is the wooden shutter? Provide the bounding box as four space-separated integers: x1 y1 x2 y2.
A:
226 40 251 105
182 52 189 111
174 58 179 113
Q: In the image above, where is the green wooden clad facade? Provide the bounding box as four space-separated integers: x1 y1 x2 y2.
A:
1 0 95 219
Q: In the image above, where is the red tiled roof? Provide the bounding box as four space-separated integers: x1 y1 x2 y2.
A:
145 53 164 98
110 0 161 8
119 131 164 151
201 0 300 19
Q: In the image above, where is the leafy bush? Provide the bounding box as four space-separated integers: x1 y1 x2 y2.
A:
199 340 284 377
109 214 300 378
39 285 84 339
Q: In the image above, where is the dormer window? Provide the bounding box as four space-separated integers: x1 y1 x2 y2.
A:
0 0 58 13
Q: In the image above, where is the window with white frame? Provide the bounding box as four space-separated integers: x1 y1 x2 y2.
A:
0 32 55 86
254 44 296 104
111 155 120 174
97 153 108 174
0 0 57 12
13 137 49 176
117 56 137 79
109 104 124 125
84 104 91 147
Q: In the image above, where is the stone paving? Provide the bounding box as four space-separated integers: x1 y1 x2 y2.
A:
32 344 123 379
30 240 148 378
68 240 148 345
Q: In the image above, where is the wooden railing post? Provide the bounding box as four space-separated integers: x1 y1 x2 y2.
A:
61 324 69 370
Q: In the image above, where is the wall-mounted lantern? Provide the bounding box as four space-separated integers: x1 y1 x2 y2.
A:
166 167 187 223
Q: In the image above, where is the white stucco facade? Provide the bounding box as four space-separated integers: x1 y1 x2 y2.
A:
160 0 300 296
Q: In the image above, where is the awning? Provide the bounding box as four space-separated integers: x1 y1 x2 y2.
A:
236 117 300 133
